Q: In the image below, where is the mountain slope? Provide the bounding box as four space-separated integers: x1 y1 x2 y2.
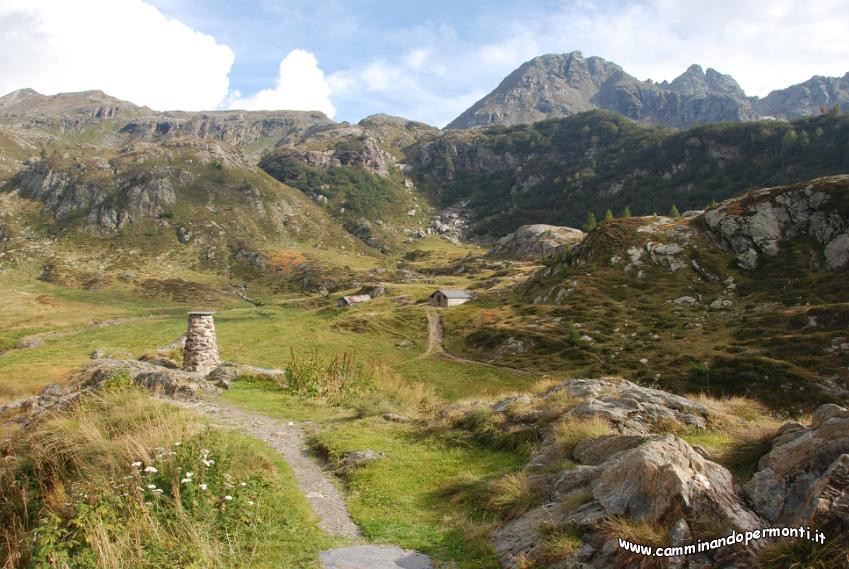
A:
447 51 849 129
441 176 849 411
414 110 849 237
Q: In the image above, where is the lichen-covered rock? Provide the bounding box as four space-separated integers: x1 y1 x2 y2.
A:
493 433 762 569
206 363 285 387
702 176 849 271
590 436 761 528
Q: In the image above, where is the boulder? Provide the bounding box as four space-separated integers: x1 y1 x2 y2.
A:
335 450 385 476
743 403 849 524
591 436 761 528
206 363 285 387
489 224 585 261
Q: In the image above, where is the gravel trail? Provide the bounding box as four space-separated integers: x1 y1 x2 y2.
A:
172 399 361 537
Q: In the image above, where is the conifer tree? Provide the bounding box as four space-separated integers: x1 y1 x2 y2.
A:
621 206 631 218
584 211 598 231
603 209 614 221
669 204 681 219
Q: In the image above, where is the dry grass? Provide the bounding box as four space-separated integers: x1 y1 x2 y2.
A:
552 416 613 457
759 534 849 569
529 378 562 395
352 361 442 418
599 517 669 569
0 386 331 568
686 393 783 480
719 423 780 481
538 521 585 562
485 471 545 520
537 389 582 423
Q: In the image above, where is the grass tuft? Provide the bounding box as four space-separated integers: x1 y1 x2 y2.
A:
552 416 613 457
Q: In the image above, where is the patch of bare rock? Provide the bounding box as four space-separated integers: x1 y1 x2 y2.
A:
703 175 849 271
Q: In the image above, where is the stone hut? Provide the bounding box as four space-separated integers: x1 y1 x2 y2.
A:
338 294 372 307
429 289 472 307
182 311 221 373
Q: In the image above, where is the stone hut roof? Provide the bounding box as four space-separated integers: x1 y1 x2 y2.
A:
341 295 372 304
431 288 472 299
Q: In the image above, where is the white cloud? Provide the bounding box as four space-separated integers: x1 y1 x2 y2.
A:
0 0 234 111
228 49 336 118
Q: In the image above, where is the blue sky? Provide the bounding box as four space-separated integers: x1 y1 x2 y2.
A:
2 0 848 126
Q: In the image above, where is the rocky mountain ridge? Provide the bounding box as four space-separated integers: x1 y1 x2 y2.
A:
447 51 849 129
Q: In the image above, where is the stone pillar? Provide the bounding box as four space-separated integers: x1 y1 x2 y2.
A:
182 311 220 373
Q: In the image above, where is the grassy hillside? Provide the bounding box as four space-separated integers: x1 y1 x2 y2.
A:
412 110 849 236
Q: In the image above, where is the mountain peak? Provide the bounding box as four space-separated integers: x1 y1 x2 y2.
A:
446 53 754 129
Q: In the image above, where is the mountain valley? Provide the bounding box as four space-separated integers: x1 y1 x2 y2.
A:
1 54 848 569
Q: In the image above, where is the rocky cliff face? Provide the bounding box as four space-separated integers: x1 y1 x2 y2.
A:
118 110 334 157
0 88 334 159
447 51 848 129
702 175 849 271
754 73 849 119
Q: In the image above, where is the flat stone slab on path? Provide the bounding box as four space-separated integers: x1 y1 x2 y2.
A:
320 545 432 569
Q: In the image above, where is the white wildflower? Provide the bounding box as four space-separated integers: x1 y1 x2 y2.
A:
247 501 254 506
181 478 191 484
224 495 233 501
131 462 142 467
239 482 247 487
199 484 208 490
147 484 157 489
144 466 158 473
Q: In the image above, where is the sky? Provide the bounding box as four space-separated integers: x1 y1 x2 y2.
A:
1 0 848 126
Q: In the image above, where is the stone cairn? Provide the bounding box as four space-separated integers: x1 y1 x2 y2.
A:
182 311 220 373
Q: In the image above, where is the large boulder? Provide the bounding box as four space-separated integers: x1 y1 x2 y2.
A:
489 224 585 261
493 434 762 569
590 435 760 528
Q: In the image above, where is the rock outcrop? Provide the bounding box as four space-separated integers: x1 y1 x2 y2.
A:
447 379 849 569
743 403 849 532
702 175 849 271
489 224 585 260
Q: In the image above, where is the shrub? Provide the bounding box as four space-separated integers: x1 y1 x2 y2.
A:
284 349 371 401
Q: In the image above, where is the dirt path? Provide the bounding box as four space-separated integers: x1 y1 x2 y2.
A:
173 399 434 568
422 308 535 376
171 399 360 537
